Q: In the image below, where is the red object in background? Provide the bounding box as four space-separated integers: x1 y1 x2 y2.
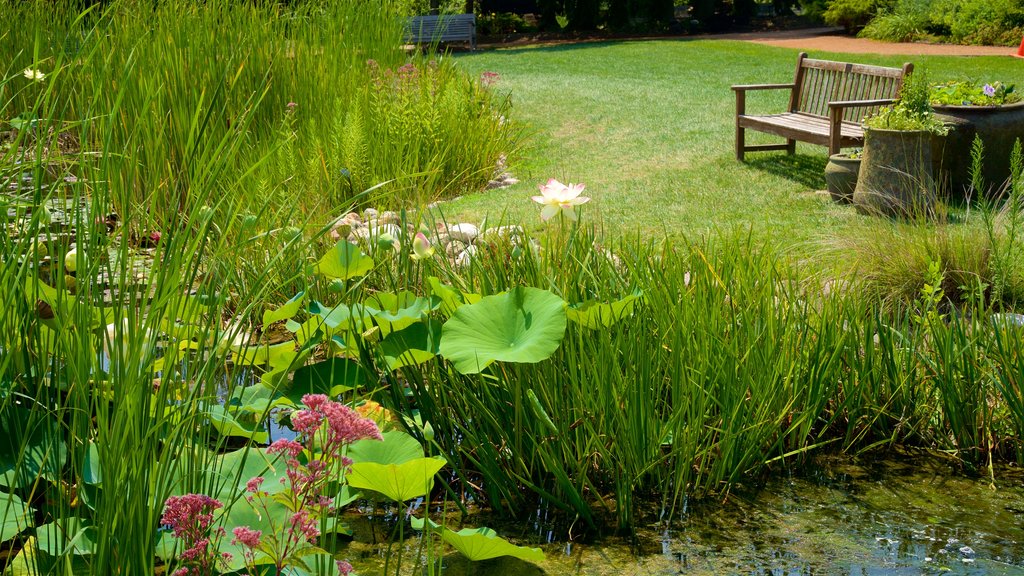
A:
1017 37 1024 58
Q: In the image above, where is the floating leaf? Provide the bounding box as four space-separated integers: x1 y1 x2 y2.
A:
1 491 31 542
566 291 642 330
379 320 441 369
290 358 367 399
411 517 545 563
262 291 306 329
315 241 373 280
231 341 299 369
439 287 567 374
346 457 446 502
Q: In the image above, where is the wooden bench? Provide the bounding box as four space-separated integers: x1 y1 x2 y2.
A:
405 14 477 50
732 53 913 161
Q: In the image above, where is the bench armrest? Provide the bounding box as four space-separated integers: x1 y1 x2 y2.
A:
731 83 796 92
828 98 895 109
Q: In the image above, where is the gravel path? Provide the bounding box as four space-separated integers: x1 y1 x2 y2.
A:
724 27 1017 56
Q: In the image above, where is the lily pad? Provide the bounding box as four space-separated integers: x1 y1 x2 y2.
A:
439 287 567 374
411 517 545 563
315 241 374 280
346 457 446 502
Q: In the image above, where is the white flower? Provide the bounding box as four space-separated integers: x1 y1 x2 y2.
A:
531 178 590 221
23 68 45 82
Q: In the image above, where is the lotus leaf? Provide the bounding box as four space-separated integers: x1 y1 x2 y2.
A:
348 431 423 465
439 287 567 374
262 291 306 329
312 302 373 333
315 240 374 280
566 291 643 330
410 517 545 563
203 405 269 443
364 291 435 336
0 491 31 542
379 320 441 369
5 536 91 575
427 277 482 316
346 457 446 502
36 517 95 556
0 410 67 489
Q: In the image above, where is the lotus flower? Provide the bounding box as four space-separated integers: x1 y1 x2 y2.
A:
411 232 435 260
531 179 590 221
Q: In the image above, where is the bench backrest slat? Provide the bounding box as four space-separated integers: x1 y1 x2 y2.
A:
792 56 911 123
406 14 475 43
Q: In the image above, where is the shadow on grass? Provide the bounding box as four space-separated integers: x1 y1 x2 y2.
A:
745 154 827 190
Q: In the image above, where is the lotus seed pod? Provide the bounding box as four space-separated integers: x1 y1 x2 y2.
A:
64 248 81 273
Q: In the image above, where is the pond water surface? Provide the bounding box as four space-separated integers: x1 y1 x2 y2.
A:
344 455 1024 575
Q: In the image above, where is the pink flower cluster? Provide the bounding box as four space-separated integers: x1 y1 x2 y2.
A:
229 394 380 576
161 494 230 576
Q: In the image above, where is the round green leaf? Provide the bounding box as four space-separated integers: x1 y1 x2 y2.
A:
439 287 567 374
315 241 373 280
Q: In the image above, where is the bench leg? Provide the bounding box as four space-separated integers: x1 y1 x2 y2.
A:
735 125 745 162
786 139 796 155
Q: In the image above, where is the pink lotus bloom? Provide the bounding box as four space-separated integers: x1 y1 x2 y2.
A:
411 232 435 261
532 179 590 221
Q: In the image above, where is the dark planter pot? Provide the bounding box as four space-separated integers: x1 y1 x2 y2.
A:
824 154 861 203
853 128 936 218
934 102 1024 199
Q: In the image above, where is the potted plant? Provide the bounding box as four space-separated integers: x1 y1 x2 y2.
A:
853 72 948 217
824 148 861 203
931 80 1024 198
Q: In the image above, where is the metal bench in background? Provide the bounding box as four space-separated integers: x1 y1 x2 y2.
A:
405 14 477 51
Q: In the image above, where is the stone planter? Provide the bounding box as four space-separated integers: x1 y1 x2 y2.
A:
934 101 1024 199
853 128 936 218
824 154 861 203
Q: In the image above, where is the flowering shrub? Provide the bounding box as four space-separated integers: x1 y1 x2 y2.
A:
162 394 382 576
930 80 1021 106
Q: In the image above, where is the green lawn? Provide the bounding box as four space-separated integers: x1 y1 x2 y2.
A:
444 39 1021 245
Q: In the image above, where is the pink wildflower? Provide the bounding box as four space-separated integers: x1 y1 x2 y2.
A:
336 560 354 575
291 408 323 434
268 438 303 458
231 526 262 548
245 477 264 493
161 494 222 538
290 509 320 542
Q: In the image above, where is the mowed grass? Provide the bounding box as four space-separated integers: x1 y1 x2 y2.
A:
446 39 1021 244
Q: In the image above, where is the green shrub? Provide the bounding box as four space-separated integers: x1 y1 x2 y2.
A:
823 0 893 32
859 0 932 42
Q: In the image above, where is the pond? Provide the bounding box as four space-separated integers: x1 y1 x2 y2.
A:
343 455 1024 575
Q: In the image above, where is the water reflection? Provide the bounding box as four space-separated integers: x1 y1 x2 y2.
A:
345 455 1024 575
